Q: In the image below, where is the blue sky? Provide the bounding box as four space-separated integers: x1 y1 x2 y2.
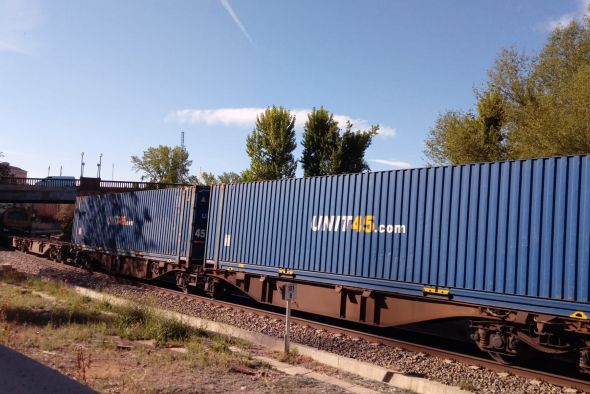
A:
1 0 588 180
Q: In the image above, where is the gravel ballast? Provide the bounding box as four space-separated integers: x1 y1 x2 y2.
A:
0 249 578 394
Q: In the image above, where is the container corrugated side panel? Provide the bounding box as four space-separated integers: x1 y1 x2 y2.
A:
205 156 590 304
73 187 196 260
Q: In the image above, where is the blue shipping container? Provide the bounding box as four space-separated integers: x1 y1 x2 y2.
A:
73 186 209 262
205 155 590 317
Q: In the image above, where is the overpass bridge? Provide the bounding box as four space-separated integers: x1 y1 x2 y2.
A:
0 177 181 203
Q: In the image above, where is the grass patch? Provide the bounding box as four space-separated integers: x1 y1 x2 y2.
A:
0 278 200 347
97 300 113 311
210 334 232 354
278 348 301 364
0 274 283 393
110 304 192 344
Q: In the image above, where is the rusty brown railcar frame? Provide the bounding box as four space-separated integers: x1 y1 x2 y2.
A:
11 236 190 282
207 269 590 356
12 236 74 261
11 235 590 365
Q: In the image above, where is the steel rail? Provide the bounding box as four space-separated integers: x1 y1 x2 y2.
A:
135 282 590 392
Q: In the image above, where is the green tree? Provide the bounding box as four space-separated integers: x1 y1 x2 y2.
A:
331 121 379 174
508 18 590 158
301 107 340 177
188 171 243 185
188 171 217 185
425 15 590 164
425 91 507 165
131 145 191 183
244 106 297 181
217 171 243 184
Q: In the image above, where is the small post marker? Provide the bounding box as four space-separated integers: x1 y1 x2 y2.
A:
282 283 297 354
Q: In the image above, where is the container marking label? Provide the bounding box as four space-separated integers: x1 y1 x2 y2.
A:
107 215 134 226
311 215 406 234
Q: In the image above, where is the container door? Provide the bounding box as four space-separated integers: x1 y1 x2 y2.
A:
190 189 210 261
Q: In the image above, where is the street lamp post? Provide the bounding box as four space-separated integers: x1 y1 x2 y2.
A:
80 152 85 178
97 153 103 178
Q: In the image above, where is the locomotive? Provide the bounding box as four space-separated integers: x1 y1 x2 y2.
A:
12 154 590 371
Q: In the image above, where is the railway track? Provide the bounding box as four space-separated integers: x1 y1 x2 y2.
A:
138 282 590 393
3 246 586 393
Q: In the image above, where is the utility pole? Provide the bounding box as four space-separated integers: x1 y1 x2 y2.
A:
80 152 85 178
59 165 62 176
97 153 103 178
181 131 185 150
47 166 50 177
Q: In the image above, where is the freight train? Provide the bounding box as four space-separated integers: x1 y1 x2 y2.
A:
11 155 590 371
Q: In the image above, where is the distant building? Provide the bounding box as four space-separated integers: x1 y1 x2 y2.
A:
8 165 26 178
0 163 27 178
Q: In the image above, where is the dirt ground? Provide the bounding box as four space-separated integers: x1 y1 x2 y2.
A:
24 344 347 393
0 272 354 393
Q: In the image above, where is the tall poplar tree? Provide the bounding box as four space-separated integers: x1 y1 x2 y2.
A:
301 107 340 177
331 121 379 174
301 109 379 177
243 106 297 181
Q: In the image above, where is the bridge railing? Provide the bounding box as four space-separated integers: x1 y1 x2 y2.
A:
97 180 182 190
0 177 79 187
0 177 182 190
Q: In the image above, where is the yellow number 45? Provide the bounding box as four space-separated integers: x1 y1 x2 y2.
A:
351 215 374 233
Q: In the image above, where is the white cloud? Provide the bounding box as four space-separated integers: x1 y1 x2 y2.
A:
220 0 255 47
371 159 413 169
545 0 589 31
168 107 396 138
0 0 43 54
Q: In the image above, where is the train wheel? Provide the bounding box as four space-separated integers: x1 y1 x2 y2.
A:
76 254 92 271
49 248 58 261
579 349 590 374
18 243 27 253
150 263 160 279
175 273 189 294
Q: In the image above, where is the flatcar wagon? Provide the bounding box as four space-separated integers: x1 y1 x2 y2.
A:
11 154 590 371
204 155 590 369
13 187 210 291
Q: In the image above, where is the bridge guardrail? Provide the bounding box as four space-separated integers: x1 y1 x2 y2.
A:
0 177 183 190
0 177 79 187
